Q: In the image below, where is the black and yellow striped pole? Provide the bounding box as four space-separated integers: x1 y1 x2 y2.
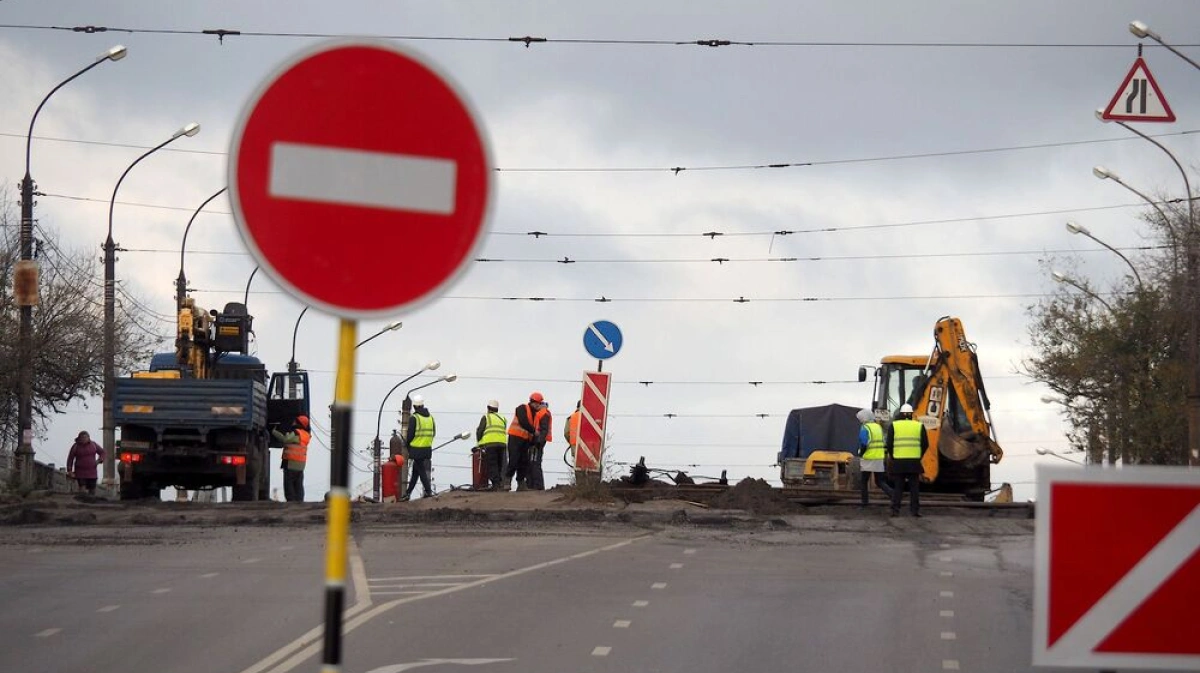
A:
322 319 356 672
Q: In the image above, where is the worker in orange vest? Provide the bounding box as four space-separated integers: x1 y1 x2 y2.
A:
272 415 311 502
565 401 581 450
527 401 553 491
504 392 551 491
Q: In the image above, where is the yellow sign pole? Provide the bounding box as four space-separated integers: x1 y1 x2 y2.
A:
322 319 356 672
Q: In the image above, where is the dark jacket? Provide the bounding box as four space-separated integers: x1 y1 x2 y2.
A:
884 420 929 475
406 407 434 458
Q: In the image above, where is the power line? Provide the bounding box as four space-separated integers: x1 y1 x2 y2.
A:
2 23 1195 50
194 288 1056 303
9 127 1197 174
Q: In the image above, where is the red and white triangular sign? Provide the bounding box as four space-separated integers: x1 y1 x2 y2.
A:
1101 57 1176 122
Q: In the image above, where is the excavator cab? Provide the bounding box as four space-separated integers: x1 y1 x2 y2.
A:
267 370 311 448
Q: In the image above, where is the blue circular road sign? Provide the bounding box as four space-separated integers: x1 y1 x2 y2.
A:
583 320 623 360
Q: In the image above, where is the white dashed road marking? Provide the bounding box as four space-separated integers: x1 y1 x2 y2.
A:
942 660 960 670
940 543 951 549
35 628 61 637
939 571 954 577
939 556 952 563
97 605 120 613
280 546 294 551
152 588 171 594
941 632 957 640
243 558 262 564
940 591 954 598
940 610 954 618
200 572 219 579
669 563 683 569
592 647 611 657
633 600 649 607
684 549 696 555
613 620 631 629
651 582 667 590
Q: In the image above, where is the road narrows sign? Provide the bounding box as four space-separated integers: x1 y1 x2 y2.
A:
576 371 612 472
1101 56 1176 123
1034 466 1200 670
229 41 494 317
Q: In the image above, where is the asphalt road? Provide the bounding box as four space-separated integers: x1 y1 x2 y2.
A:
0 514 1040 673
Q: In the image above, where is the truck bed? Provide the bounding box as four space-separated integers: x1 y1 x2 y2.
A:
113 378 267 432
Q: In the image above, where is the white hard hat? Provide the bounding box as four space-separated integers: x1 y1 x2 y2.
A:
899 403 914 414
411 394 425 407
487 399 499 408
856 408 874 423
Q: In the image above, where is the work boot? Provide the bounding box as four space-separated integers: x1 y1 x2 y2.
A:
516 482 528 492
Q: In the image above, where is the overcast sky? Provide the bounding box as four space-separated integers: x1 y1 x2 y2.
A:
3 1 1199 501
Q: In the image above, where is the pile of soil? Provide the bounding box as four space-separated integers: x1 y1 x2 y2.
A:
711 478 792 515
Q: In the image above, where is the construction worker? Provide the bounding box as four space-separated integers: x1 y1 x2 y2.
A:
272 415 310 502
565 401 581 450
527 401 553 490
504 392 550 491
404 394 436 500
885 403 929 517
475 399 508 490
856 408 893 506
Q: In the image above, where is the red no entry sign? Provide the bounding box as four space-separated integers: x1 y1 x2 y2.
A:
229 41 493 317
1034 466 1200 670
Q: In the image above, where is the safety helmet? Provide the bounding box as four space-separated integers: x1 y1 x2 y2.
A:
856 408 874 423
296 415 309 428
899 404 914 414
529 391 545 403
487 399 499 409
411 394 425 407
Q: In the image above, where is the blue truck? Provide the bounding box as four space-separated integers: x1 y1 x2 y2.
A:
113 301 309 501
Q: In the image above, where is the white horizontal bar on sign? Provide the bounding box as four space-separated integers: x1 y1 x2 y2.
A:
269 142 457 215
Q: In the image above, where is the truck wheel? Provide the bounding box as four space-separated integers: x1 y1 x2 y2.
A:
120 477 144 501
256 443 270 502
232 451 262 502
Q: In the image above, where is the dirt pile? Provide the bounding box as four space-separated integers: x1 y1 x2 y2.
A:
711 478 792 515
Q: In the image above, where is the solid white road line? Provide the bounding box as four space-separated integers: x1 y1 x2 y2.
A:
245 535 650 673
367 574 496 582
633 600 649 607
651 582 667 590
200 572 219 579
592 647 612 657
613 620 631 628
669 563 683 569
349 537 369 605
34 628 61 637
269 142 458 215
97 605 120 613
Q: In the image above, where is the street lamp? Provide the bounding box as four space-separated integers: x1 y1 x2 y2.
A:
1036 447 1084 465
1129 21 1200 71
371 360 441 500
1092 165 1172 227
102 122 201 491
1052 270 1114 312
425 431 473 498
357 321 403 349
14 44 127 486
176 187 228 308
1064 221 1143 289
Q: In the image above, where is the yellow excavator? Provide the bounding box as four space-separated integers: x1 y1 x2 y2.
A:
859 316 1005 501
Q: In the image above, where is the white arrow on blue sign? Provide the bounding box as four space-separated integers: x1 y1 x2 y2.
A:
583 320 623 360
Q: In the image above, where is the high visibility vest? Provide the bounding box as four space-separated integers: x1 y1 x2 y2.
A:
480 412 507 445
539 408 553 443
283 428 310 466
862 422 885 460
508 404 536 440
411 415 435 449
566 411 581 448
891 419 923 460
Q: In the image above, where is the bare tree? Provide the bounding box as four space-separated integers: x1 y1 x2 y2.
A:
0 195 166 452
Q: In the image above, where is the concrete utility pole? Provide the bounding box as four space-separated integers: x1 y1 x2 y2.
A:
14 45 127 487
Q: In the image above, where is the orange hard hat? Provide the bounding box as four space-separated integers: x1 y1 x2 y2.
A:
296 415 310 428
529 392 545 403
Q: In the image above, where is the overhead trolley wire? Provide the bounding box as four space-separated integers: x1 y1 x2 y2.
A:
6 127 1196 174
2 23 1196 49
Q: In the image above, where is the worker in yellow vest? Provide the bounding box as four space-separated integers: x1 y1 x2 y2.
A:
856 408 893 506
404 395 436 500
475 400 508 490
885 404 929 517
272 415 310 502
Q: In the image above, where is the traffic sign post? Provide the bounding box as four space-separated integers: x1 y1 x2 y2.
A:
576 371 612 475
1101 55 1176 123
583 320 623 370
1034 466 1200 670
228 41 492 673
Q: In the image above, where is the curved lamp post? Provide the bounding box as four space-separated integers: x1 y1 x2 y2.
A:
1036 447 1084 465
1065 221 1144 289
15 44 127 486
370 360 440 500
176 186 228 307
1052 270 1115 312
102 122 201 490
1130 21 1200 71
